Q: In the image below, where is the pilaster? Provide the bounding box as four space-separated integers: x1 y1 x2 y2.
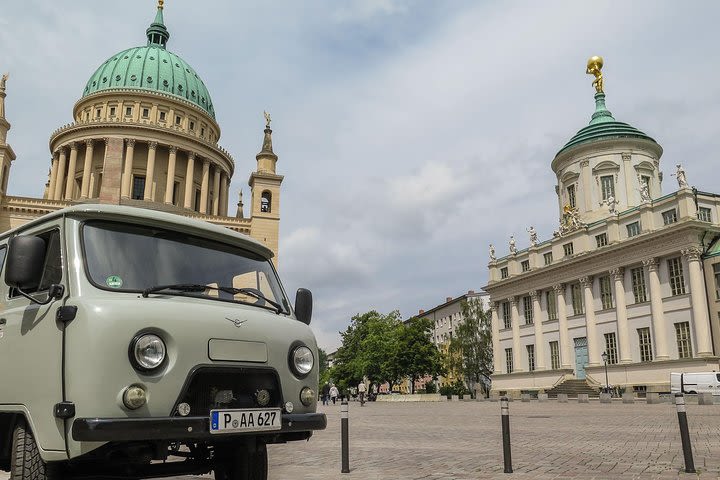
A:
682 247 713 356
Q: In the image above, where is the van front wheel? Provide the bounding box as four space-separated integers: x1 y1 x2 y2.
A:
214 443 268 480
10 420 59 480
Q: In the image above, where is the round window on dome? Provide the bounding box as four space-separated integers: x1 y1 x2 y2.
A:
163 80 169 87
147 76 153 84
178 85 183 91
150 56 155 60
191 90 195 97
124 55 129 59
115 75 121 81
130 75 137 82
175 63 180 68
136 55 142 59
163 59 168 63
102 77 107 83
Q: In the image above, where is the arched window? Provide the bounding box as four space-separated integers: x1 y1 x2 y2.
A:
261 191 272 213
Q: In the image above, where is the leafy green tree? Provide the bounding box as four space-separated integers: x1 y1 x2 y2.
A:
317 348 331 388
398 316 445 394
447 298 493 398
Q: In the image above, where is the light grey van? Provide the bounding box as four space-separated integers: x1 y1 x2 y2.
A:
0 205 325 479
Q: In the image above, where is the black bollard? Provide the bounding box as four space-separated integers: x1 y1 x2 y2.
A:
674 394 696 473
341 399 350 473
501 396 513 474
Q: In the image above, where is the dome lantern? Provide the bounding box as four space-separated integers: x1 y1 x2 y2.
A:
146 0 170 48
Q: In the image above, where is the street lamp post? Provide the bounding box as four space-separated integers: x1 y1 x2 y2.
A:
601 351 609 394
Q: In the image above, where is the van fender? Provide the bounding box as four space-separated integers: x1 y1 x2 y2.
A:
0 405 68 463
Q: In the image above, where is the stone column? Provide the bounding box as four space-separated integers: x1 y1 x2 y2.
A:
53 146 67 200
610 268 632 363
530 290 546 370
47 152 59 200
164 146 178 204
212 167 221 215
63 142 79 200
80 139 94 199
510 297 523 372
144 141 157 200
219 172 229 216
580 276 600 366
643 257 670 360
121 139 136 198
490 303 502 374
554 284 572 369
184 153 196 209
682 247 714 356
200 159 210 214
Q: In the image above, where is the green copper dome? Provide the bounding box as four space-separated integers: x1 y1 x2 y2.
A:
81 6 215 119
556 93 656 157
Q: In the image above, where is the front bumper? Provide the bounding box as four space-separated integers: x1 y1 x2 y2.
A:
72 412 327 442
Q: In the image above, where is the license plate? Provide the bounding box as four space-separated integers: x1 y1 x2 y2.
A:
210 408 282 434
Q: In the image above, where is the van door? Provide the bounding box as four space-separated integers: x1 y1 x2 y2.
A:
0 226 66 453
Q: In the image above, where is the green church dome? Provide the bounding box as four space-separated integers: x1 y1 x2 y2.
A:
81 6 215 119
556 93 656 157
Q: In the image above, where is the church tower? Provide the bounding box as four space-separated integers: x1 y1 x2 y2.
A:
0 74 15 196
249 113 283 264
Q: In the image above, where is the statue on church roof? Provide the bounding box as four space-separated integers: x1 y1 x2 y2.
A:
264 110 271 128
0 73 8 91
586 56 604 94
637 175 651 203
489 244 496 262
527 226 538 247
672 164 688 188
606 195 618 214
509 235 517 255
558 204 585 236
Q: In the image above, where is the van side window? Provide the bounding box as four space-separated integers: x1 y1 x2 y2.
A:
717 374 720 382
10 230 62 297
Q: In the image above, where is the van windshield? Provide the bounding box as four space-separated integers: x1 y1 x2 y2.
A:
81 221 289 313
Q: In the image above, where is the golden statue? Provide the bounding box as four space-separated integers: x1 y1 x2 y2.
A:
586 55 604 93
158 0 164 10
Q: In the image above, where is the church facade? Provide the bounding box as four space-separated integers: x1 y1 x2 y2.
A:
0 2 282 260
485 57 720 396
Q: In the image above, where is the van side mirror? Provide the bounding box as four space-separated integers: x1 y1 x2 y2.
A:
294 288 313 325
6 236 46 290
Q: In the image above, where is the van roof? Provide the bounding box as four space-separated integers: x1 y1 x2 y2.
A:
1 204 274 259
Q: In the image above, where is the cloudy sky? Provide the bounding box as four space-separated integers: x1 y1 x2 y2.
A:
1 1 719 351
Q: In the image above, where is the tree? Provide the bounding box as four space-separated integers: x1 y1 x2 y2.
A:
397 316 445 393
317 348 331 388
447 299 493 398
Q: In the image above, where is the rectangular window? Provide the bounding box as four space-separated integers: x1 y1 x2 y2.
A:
142 108 150 118
698 207 712 222
527 344 535 372
95 108 101 119
125 106 133 117
563 242 574 256
662 209 678 225
175 115 182 126
159 111 167 122
172 181 180 206
505 348 513 374
194 189 201 212
500 267 508 279
571 283 584 316
675 322 692 359
631 267 647 303
638 327 653 362
567 185 576 208
549 341 560 370
604 332 618 365
109 106 116 117
595 233 608 248
599 276 613 310
543 252 553 265
189 121 195 131
668 257 686 296
523 296 533 325
201 127 205 137
501 302 511 330
714 263 720 300
546 290 557 321
131 176 145 200
600 175 615 201
626 221 641 237
521 260 530 272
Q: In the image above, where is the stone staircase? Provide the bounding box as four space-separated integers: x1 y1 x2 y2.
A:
545 379 600 398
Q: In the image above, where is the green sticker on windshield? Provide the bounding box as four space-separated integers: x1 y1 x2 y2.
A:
106 275 123 288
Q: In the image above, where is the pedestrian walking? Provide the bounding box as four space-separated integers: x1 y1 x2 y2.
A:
321 383 330 405
329 384 339 405
358 381 367 406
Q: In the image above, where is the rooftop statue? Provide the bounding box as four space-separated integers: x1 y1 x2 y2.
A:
489 244 496 262
527 226 538 247
672 164 688 188
264 110 271 128
586 56 604 94
509 236 517 255
0 73 8 91
557 204 585 236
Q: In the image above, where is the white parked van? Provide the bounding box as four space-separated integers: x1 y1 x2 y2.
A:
670 372 720 395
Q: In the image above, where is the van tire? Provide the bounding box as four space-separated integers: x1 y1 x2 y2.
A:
10 419 58 480
214 443 267 480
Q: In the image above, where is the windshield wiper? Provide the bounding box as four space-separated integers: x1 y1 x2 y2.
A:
141 284 284 314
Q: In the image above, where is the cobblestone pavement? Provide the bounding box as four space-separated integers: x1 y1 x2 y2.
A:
1 400 719 479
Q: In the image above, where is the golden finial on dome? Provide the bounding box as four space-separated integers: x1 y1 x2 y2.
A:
586 55 604 93
158 0 164 10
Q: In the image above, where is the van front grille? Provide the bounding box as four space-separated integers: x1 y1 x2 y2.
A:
172 366 282 417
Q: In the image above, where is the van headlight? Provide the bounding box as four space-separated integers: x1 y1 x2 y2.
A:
289 344 314 378
129 333 166 372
